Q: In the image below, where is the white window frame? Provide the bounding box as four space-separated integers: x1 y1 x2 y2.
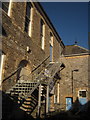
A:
57 83 60 103
41 24 45 50
49 32 53 62
54 94 56 103
78 90 87 98
40 20 45 50
0 53 5 85
50 33 53 47
28 7 33 37
8 0 12 16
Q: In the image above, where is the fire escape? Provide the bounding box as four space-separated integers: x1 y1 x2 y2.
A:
3 56 65 117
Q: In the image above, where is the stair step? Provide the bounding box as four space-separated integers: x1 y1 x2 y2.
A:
13 88 32 90
46 63 54 69
5 61 61 116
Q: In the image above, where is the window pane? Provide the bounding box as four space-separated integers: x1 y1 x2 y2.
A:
82 91 86 97
40 19 44 34
25 16 30 32
2 2 9 13
25 2 31 33
26 3 31 18
79 91 86 97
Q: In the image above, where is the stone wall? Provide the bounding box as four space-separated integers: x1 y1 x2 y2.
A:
1 2 64 91
59 54 89 110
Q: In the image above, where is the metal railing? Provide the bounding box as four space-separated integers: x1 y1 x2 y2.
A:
31 55 50 73
2 55 50 84
2 66 22 83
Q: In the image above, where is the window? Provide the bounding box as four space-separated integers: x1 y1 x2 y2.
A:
2 0 12 16
50 32 53 46
54 94 57 104
79 90 86 97
0 52 5 85
25 2 32 36
40 19 45 50
50 32 53 62
2 2 9 13
57 83 60 103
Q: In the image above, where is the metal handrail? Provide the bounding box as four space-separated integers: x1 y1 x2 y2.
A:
31 55 50 73
2 66 22 83
2 55 50 83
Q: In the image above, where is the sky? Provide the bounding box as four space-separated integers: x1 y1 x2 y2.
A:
41 2 89 49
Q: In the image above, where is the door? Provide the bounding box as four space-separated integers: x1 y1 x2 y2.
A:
66 97 73 110
17 60 32 82
79 98 87 105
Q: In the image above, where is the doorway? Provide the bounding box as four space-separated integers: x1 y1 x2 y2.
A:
66 97 73 110
17 60 32 82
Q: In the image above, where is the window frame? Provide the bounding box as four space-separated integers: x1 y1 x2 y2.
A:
49 32 53 62
2 0 12 16
0 52 5 85
2 2 9 14
24 2 32 36
40 19 45 50
78 90 87 98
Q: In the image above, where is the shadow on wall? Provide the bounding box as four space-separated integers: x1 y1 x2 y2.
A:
16 60 29 82
1 90 35 120
41 97 90 120
0 25 8 37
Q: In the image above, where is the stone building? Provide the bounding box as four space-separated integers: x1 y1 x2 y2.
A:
0 1 65 119
53 45 89 112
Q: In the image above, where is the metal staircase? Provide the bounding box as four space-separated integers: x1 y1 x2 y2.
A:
5 57 64 116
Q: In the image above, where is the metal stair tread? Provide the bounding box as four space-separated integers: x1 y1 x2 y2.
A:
5 60 62 115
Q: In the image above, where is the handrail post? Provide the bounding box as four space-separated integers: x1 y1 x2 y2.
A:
37 84 42 117
46 85 49 114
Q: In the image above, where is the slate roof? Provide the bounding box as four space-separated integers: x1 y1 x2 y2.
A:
63 45 89 56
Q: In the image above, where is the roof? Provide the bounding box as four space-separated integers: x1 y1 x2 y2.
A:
63 45 89 56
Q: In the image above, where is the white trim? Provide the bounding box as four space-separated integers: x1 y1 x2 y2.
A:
57 83 59 103
78 89 87 98
28 7 33 37
8 0 12 17
41 24 45 50
49 34 53 61
41 36 45 50
0 54 4 85
64 53 89 57
74 45 89 51
50 34 53 47
54 95 56 103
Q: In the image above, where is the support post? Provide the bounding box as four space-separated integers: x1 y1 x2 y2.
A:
37 84 41 117
46 85 49 114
